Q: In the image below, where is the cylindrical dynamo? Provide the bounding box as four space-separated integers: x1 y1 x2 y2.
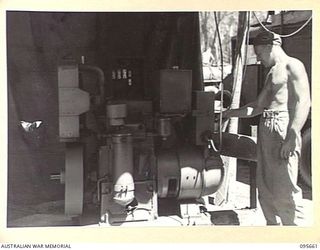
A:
157 147 224 199
112 133 135 206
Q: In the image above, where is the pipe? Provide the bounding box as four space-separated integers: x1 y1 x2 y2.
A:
79 64 105 104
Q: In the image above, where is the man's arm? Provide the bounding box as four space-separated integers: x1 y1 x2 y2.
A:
222 101 262 119
222 82 270 119
280 59 311 159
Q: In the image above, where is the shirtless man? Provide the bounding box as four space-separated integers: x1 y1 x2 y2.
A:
202 47 216 79
222 31 311 225
202 47 215 66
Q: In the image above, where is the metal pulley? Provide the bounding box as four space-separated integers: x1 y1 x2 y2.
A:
64 143 84 216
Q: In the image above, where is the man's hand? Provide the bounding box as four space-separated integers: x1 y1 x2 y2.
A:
215 110 231 122
221 109 232 119
280 129 298 159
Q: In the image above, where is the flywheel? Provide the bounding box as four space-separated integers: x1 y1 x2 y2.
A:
65 143 84 216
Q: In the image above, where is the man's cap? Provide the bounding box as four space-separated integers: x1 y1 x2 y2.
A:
252 31 282 46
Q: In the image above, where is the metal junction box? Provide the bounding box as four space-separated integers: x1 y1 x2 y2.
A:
153 69 192 114
58 64 90 141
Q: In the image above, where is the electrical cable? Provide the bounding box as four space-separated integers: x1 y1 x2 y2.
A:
166 216 184 226
253 11 312 38
242 12 251 84
214 11 224 153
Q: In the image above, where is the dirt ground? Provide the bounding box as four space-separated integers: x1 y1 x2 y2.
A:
7 161 313 227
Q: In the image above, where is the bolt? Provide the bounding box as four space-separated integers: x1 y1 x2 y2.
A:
147 184 154 192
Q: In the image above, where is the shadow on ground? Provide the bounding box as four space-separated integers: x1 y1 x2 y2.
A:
209 210 240 225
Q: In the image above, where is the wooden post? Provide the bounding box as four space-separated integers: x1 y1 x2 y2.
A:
249 125 257 208
249 162 257 208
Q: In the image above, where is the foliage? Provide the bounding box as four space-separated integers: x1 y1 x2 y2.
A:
199 11 268 65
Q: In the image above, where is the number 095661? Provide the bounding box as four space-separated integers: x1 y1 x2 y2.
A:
300 244 318 248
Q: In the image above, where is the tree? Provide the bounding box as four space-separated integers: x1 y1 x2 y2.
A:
200 12 210 50
199 11 268 66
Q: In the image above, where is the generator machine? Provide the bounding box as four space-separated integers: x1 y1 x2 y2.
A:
56 62 224 226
